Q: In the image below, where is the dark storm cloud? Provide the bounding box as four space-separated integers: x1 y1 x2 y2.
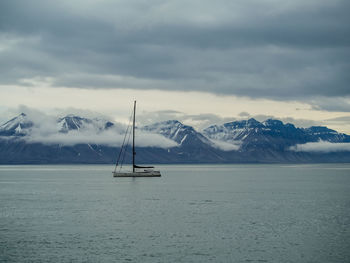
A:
0 0 349 101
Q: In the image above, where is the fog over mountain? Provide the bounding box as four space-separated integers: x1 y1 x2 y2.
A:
290 141 350 153
0 113 177 148
1 112 350 164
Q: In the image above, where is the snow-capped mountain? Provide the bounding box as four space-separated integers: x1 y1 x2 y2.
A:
203 118 265 142
0 113 116 135
204 118 350 152
57 115 115 133
0 113 350 164
0 113 33 136
302 126 350 143
143 120 210 147
142 120 225 162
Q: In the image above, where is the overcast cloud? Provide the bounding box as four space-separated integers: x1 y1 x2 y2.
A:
0 0 349 105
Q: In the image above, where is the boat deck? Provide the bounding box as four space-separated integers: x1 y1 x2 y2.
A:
113 171 161 177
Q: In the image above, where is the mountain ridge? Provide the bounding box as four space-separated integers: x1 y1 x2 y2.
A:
1 113 350 164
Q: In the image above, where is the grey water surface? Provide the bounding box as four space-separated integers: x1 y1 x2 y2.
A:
0 164 349 262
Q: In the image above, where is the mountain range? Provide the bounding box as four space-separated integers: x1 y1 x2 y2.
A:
0 113 350 164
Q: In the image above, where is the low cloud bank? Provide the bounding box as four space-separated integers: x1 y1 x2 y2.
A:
209 139 241 151
2 109 179 148
290 141 350 153
25 128 178 148
25 129 123 146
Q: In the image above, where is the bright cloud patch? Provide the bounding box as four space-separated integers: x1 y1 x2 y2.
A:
25 128 178 148
209 139 241 151
5 110 179 148
290 141 350 153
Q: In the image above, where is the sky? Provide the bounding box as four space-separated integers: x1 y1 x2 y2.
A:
0 0 350 133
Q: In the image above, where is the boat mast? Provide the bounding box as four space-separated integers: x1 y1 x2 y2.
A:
132 100 136 172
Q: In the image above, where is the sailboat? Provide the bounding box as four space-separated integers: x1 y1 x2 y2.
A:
112 101 161 177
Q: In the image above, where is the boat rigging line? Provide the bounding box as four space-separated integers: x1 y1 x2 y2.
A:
113 106 134 173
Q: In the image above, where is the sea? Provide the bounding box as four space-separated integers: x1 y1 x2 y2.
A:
0 164 349 263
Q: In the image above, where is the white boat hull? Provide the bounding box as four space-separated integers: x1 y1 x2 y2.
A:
113 171 161 177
